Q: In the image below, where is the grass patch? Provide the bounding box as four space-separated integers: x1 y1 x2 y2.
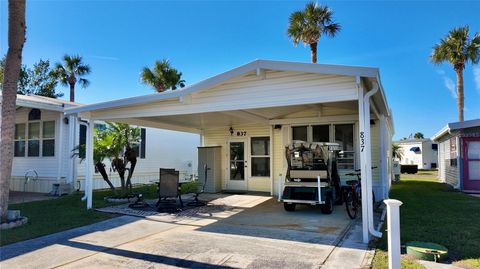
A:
0 184 158 246
372 174 480 268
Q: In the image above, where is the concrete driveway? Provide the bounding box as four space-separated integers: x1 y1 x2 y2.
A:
0 194 372 268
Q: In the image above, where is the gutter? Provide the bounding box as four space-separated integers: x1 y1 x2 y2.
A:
363 82 383 238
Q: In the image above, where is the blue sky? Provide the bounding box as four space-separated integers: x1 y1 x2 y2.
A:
1 0 480 140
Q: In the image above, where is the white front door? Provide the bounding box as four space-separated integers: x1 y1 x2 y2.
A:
227 139 248 191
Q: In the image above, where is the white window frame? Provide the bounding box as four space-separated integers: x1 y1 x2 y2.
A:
14 123 27 157
250 136 271 178
15 119 56 158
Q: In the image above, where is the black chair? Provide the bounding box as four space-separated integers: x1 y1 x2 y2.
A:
187 164 209 207
156 168 183 211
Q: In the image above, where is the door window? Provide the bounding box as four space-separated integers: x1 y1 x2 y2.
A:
468 141 480 180
229 142 245 180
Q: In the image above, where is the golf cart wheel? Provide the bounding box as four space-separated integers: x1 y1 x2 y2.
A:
284 202 296 211
320 194 333 214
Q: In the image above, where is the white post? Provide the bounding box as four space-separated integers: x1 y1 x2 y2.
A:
357 80 369 243
67 115 76 186
85 119 94 209
317 175 322 203
269 125 274 195
278 174 282 201
56 114 64 181
384 199 403 269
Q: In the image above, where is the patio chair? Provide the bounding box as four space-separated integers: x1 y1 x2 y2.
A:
187 164 209 207
156 168 183 211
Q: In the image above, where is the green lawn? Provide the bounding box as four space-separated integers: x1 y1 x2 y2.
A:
372 174 480 269
0 184 158 246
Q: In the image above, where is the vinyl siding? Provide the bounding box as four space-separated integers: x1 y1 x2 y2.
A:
91 71 358 120
11 108 199 192
10 108 70 193
203 120 384 199
203 124 271 192
437 135 459 188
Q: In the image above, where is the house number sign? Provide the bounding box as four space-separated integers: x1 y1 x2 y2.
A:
360 131 365 152
235 131 247 136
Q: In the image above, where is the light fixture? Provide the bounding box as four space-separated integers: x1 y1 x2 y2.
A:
229 127 234 136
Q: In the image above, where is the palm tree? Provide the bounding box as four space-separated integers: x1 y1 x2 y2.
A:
413 132 424 139
431 26 480 122
0 0 26 222
141 59 185 92
392 144 403 161
53 55 91 102
287 2 341 63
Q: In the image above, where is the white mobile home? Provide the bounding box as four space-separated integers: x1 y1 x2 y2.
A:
2 94 198 193
66 59 394 243
394 139 438 169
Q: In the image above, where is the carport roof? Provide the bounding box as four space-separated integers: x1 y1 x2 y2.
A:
65 59 390 116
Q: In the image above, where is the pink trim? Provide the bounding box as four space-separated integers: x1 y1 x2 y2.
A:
462 137 480 190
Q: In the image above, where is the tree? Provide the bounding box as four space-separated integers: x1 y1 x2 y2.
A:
0 57 30 94
53 55 91 102
108 123 140 194
1 58 63 98
27 59 63 98
140 59 185 92
392 144 403 161
73 129 116 192
413 132 424 139
431 26 480 122
73 123 140 196
287 2 341 63
0 0 26 222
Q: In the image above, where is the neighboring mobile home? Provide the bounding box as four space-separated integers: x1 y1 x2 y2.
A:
1 94 198 193
394 139 438 169
65 59 394 243
432 119 480 193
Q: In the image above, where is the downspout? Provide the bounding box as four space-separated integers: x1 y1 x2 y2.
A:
363 82 383 238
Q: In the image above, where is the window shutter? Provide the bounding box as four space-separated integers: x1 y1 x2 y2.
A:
140 128 146 159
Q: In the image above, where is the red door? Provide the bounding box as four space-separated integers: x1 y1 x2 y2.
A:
462 137 480 191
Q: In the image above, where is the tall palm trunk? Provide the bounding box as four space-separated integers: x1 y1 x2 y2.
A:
309 42 318 63
0 0 26 221
69 82 75 102
455 68 464 122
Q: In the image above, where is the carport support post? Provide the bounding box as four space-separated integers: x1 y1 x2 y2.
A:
357 81 369 244
384 199 402 269
85 118 94 209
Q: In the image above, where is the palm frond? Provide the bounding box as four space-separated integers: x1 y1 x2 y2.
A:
287 2 340 46
78 78 90 88
430 26 480 69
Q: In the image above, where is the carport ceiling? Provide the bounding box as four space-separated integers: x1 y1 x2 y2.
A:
132 101 359 130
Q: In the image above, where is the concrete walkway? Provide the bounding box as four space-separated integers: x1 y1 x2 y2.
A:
1 195 371 269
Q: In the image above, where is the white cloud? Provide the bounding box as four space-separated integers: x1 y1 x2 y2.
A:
436 69 456 98
474 66 480 95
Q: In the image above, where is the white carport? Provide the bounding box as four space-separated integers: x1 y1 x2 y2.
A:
65 59 394 243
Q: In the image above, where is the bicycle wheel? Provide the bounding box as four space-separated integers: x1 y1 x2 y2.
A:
345 191 358 219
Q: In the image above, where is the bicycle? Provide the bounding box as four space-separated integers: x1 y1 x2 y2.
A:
343 168 376 219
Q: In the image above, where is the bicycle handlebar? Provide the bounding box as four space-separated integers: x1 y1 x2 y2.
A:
346 166 378 176
354 166 378 172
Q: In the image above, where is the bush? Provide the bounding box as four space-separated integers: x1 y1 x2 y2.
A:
180 181 200 194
